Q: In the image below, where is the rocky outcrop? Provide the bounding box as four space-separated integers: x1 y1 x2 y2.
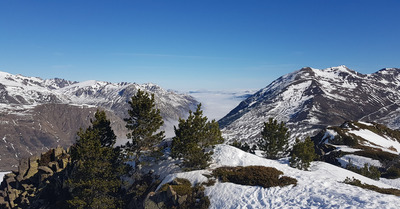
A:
0 147 71 209
142 178 209 209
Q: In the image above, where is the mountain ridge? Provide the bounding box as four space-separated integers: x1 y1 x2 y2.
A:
0 70 198 171
219 66 400 144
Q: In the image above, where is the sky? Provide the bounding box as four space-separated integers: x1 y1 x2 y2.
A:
1 0 399 91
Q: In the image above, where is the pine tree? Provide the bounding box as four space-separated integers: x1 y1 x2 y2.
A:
171 104 224 170
289 137 317 170
124 89 165 168
257 118 290 159
67 110 124 208
91 110 116 147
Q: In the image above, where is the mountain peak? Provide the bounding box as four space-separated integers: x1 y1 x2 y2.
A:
220 66 400 144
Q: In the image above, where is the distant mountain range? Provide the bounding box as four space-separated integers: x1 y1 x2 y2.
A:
0 71 198 171
219 66 400 144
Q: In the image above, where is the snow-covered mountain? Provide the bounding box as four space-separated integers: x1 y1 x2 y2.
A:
219 66 400 144
0 71 198 171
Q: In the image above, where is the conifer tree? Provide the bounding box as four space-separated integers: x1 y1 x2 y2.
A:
68 110 124 208
257 118 290 159
124 89 165 168
171 104 224 170
289 137 317 170
91 110 116 147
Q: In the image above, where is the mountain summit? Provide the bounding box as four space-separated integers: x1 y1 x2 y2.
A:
219 66 400 143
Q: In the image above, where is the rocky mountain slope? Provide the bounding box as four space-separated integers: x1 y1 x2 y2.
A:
0 71 198 171
313 121 400 176
219 66 400 144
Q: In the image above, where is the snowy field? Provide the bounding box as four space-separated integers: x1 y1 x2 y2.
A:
157 145 400 209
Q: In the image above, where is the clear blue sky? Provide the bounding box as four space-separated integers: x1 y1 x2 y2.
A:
1 0 399 91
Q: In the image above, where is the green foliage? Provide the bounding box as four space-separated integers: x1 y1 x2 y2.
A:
290 137 317 170
346 161 381 180
171 104 224 170
344 177 400 196
124 89 165 167
354 149 397 164
212 166 297 188
230 140 256 154
382 166 400 179
257 118 290 159
91 110 117 147
67 110 125 209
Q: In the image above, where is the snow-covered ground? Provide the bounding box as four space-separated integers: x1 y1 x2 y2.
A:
0 172 9 182
338 154 382 168
157 145 400 209
187 90 255 121
349 129 400 154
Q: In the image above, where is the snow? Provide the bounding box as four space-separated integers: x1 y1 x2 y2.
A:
338 154 382 168
0 172 9 182
349 129 400 154
380 178 400 190
333 145 362 153
158 145 400 209
358 121 374 126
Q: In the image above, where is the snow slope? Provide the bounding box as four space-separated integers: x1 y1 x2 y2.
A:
158 145 400 209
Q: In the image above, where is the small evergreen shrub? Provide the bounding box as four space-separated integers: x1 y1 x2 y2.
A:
346 162 381 180
354 149 397 164
344 177 400 196
382 166 400 179
212 166 297 188
290 137 317 171
230 140 256 154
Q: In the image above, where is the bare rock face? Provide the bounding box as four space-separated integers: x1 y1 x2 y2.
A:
0 104 126 171
219 66 400 144
0 71 198 171
0 147 71 209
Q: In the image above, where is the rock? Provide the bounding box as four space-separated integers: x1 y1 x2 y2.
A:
177 194 187 205
18 158 29 179
171 179 182 185
48 161 60 172
166 185 178 205
38 166 53 175
24 156 39 179
52 147 64 161
58 157 69 169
